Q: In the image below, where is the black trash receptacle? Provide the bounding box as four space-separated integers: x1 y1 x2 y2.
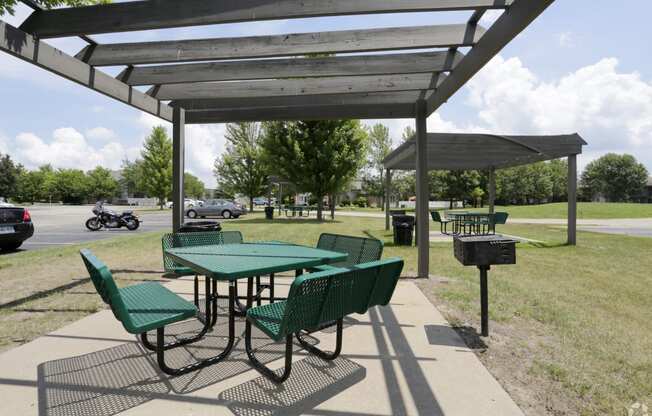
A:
264 206 274 220
392 215 415 246
179 221 222 233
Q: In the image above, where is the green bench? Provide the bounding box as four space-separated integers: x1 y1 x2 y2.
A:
245 257 404 383
311 233 383 272
80 249 227 376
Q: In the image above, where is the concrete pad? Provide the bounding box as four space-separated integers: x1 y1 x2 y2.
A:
0 276 523 416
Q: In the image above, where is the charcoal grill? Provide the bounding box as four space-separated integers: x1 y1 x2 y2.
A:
453 235 517 336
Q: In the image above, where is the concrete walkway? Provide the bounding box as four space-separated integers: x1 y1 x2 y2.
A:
0 276 522 416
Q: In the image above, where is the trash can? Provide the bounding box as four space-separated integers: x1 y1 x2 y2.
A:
264 206 274 220
179 221 222 233
389 209 406 216
392 215 415 246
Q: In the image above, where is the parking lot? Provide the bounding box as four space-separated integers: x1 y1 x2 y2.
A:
14 205 174 251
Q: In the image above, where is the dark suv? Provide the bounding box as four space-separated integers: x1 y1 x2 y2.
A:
0 204 35 251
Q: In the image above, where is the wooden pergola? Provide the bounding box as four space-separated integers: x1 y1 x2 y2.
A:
382 132 587 261
1 0 556 278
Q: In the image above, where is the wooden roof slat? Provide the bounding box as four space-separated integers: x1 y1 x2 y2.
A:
150 73 446 100
20 0 510 38
0 21 171 121
185 103 415 124
173 91 431 111
77 24 485 66
119 51 463 86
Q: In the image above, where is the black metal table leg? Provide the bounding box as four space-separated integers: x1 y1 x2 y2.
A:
155 280 236 376
479 265 489 337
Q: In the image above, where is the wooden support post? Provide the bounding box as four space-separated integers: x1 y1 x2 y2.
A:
415 100 429 278
172 107 185 232
385 169 391 231
567 154 577 245
488 167 496 214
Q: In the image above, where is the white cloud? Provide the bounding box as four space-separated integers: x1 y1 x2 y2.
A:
86 127 117 142
557 32 575 48
9 127 136 171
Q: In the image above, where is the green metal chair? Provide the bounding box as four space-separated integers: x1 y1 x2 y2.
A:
162 231 243 309
245 257 404 383
489 212 509 234
430 211 453 235
312 233 384 272
80 249 230 376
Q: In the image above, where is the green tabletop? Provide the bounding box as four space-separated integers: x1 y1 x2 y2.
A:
166 242 348 281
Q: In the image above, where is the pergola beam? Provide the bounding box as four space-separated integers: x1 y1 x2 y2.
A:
21 0 510 38
185 104 415 124
150 73 445 100
172 91 433 112
0 20 171 122
119 51 463 86
426 0 554 115
77 24 485 66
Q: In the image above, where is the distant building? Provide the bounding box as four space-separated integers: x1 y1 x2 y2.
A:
644 176 652 203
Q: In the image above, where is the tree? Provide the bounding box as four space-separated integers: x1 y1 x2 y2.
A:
120 159 147 197
184 173 205 199
1 0 109 16
547 159 568 201
53 169 88 204
401 126 416 142
214 122 268 212
364 123 392 209
580 153 648 202
0 153 21 200
440 170 481 208
86 167 119 201
141 126 173 209
262 120 368 221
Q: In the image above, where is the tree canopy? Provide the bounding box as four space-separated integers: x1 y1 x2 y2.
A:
184 172 205 199
362 123 392 209
0 0 109 16
262 120 368 220
86 166 119 202
141 126 173 209
214 122 268 212
0 152 22 200
580 153 648 202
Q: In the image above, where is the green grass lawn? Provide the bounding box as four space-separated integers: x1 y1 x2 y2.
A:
0 213 650 414
337 202 652 219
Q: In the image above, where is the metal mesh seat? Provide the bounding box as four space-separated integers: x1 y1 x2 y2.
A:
245 258 404 383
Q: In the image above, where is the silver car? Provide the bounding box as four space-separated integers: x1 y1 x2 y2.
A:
185 199 246 219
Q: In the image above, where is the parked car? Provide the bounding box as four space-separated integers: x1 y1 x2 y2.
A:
185 199 246 219
0 205 34 251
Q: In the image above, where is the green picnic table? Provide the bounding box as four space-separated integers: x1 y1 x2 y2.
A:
164 241 348 370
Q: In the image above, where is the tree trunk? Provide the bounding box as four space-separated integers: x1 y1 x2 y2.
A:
330 194 335 220
249 196 254 212
317 198 323 221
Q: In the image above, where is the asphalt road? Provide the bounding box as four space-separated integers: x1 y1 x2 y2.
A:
14 205 173 251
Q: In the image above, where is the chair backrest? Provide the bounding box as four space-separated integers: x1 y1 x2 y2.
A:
431 211 442 222
279 258 404 336
493 212 509 225
316 233 383 267
161 231 243 271
79 249 129 323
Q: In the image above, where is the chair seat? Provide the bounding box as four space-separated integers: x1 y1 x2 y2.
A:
172 266 195 276
120 282 198 334
247 301 286 341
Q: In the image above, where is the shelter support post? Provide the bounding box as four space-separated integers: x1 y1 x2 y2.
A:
415 100 429 278
567 154 577 245
385 169 391 231
488 167 496 214
172 107 185 232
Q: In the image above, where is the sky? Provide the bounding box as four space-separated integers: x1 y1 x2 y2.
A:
1 1 651 188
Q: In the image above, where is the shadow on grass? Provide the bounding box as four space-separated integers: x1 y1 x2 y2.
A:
0 278 90 311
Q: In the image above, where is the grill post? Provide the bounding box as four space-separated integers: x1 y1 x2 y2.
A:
479 265 490 337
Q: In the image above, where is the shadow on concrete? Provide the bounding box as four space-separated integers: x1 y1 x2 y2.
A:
218 355 365 416
424 324 488 350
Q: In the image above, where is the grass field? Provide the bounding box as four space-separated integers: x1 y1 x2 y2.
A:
339 202 652 219
0 213 650 415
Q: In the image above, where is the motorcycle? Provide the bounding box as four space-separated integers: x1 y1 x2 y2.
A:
85 202 140 231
